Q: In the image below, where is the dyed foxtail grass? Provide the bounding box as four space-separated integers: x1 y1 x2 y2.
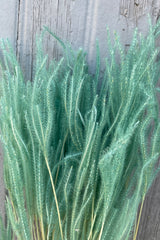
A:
0 20 160 239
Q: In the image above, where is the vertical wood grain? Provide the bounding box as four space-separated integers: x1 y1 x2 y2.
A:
16 0 160 78
137 174 160 239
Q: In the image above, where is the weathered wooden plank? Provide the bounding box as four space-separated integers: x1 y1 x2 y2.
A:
0 0 18 47
16 0 34 81
16 0 160 75
137 174 160 239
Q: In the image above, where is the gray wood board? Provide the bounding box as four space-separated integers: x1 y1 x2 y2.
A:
1 0 160 238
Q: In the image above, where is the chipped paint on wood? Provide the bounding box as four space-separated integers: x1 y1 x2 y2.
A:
119 0 160 24
119 0 148 19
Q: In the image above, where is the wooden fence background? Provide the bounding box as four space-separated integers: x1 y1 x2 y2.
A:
1 0 160 239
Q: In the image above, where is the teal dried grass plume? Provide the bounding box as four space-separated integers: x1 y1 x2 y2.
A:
0 20 160 239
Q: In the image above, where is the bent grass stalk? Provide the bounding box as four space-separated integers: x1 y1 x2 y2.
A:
44 153 64 240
